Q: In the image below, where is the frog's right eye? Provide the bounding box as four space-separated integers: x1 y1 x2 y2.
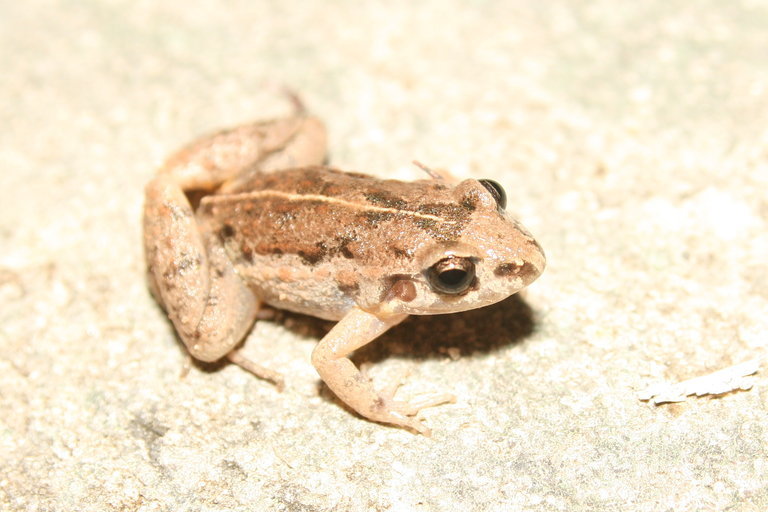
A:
478 179 507 211
426 256 476 295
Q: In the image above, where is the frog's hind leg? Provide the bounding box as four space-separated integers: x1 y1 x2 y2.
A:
145 177 286 388
411 160 461 184
144 106 327 384
144 178 259 364
158 114 327 194
227 349 285 390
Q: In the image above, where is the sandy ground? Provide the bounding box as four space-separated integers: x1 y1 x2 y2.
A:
1 1 767 511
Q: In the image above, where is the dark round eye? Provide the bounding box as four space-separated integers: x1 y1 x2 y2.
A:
426 257 476 295
479 179 507 210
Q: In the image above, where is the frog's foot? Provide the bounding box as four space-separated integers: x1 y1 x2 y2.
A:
227 348 285 391
411 160 460 184
374 371 456 436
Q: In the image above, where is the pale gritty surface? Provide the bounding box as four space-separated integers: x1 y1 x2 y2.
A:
1 1 767 511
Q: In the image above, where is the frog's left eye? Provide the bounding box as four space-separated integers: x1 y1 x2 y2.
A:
479 179 507 210
426 256 476 295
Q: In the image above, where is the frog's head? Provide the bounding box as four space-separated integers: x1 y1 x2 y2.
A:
376 178 545 316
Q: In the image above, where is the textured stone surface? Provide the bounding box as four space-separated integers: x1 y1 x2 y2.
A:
1 1 767 510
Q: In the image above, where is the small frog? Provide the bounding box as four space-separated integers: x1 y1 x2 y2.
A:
143 107 545 435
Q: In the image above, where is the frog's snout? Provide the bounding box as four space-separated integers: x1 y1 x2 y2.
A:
492 239 546 289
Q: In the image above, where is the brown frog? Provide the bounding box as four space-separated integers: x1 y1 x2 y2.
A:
143 108 545 434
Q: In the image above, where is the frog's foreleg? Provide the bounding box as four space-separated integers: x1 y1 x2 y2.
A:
311 307 455 435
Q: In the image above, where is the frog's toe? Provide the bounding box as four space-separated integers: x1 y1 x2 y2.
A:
380 407 433 436
378 370 455 416
227 349 285 391
404 393 457 413
378 393 455 436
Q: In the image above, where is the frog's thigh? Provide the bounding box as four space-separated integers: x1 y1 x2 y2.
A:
159 116 327 191
144 176 258 362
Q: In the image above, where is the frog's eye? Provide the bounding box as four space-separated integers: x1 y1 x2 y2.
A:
426 256 476 295
479 179 507 210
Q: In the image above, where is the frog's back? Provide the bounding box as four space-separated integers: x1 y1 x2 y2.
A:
197 167 474 318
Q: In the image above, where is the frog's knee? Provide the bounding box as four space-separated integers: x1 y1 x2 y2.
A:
181 283 258 363
184 333 235 362
182 316 252 362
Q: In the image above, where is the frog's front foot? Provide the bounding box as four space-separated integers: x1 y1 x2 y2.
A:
373 379 456 436
312 307 456 434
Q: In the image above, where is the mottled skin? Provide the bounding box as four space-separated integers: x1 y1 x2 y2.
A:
143 112 545 435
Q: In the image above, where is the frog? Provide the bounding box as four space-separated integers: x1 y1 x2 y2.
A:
143 107 546 435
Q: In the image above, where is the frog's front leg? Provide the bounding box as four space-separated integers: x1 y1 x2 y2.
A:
311 308 456 435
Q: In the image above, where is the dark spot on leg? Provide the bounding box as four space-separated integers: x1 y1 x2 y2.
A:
177 255 201 273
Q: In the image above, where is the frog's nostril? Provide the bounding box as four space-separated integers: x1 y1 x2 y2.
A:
493 262 519 277
493 261 540 284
